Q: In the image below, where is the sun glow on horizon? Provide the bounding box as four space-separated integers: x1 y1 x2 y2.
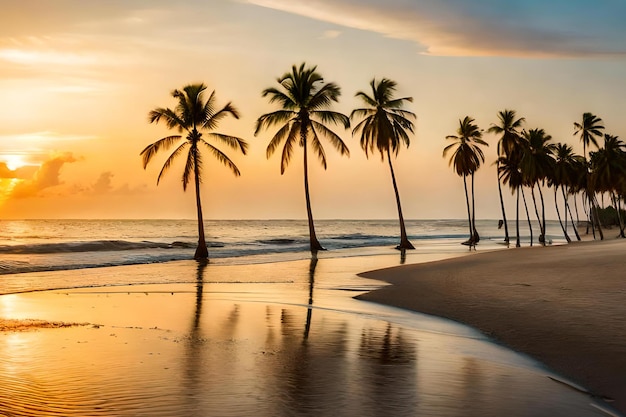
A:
2 154 28 171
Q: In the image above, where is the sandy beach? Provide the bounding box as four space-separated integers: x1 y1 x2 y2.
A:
1 251 617 416
358 239 626 415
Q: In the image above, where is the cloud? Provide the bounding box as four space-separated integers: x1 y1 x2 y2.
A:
86 171 148 196
0 162 36 180
321 30 342 39
92 171 114 194
245 0 626 58
11 152 78 198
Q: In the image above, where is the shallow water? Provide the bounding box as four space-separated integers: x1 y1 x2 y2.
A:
0 257 617 416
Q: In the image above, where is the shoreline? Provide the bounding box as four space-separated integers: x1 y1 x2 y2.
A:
357 238 626 414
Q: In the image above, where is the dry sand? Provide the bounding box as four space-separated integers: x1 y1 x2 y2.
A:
358 239 626 414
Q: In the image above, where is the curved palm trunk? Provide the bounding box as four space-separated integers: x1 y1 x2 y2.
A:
564 188 581 241
591 195 604 240
496 161 510 243
387 149 414 250
610 193 625 238
471 173 479 244
302 134 324 254
515 187 521 248
617 196 626 238
554 186 571 243
538 184 546 243
193 146 209 260
522 188 533 246
530 185 543 245
462 175 473 245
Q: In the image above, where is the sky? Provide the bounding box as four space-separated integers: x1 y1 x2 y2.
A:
0 0 625 220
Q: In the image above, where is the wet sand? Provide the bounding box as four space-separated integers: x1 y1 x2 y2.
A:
358 239 626 414
0 255 616 416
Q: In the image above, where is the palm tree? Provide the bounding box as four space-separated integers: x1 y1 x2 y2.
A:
444 116 488 246
351 78 416 250
498 155 523 247
141 83 248 260
574 112 605 160
549 143 574 242
589 134 626 237
487 110 525 244
520 128 556 244
574 112 604 238
255 63 350 254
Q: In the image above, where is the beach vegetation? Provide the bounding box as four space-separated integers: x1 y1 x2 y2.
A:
574 113 605 240
589 134 626 237
351 78 416 250
520 128 556 245
487 109 525 245
141 83 248 260
444 116 488 246
548 143 583 242
255 63 350 254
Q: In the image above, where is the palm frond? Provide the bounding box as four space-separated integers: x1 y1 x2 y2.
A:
354 91 377 107
255 110 295 136
350 108 374 121
204 102 240 130
280 125 299 174
205 133 248 155
200 141 242 176
312 110 350 129
156 142 189 185
266 123 292 158
139 135 182 169
309 131 328 170
149 108 187 132
182 145 197 192
311 120 350 157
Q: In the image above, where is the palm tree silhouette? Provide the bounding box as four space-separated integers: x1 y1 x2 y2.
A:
589 134 626 237
255 63 350 254
574 113 605 161
549 143 578 242
498 154 524 247
351 78 416 250
520 128 556 244
141 83 248 260
487 110 525 244
574 112 604 239
444 116 488 246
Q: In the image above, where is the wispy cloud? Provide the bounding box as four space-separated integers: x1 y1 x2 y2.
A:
321 30 342 40
245 0 626 58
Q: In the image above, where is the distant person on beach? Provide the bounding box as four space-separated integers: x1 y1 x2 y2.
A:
498 220 504 229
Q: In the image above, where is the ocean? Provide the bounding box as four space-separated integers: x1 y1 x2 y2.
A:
0 218 568 285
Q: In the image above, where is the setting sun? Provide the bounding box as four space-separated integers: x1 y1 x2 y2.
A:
2 154 27 171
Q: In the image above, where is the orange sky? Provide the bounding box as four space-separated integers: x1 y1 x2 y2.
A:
1 1 625 219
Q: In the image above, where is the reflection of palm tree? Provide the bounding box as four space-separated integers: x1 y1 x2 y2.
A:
141 84 248 260
255 63 350 254
183 261 207 415
444 116 488 246
192 261 208 331
351 78 416 250
303 257 318 340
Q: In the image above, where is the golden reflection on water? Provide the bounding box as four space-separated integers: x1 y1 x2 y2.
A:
0 258 614 416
